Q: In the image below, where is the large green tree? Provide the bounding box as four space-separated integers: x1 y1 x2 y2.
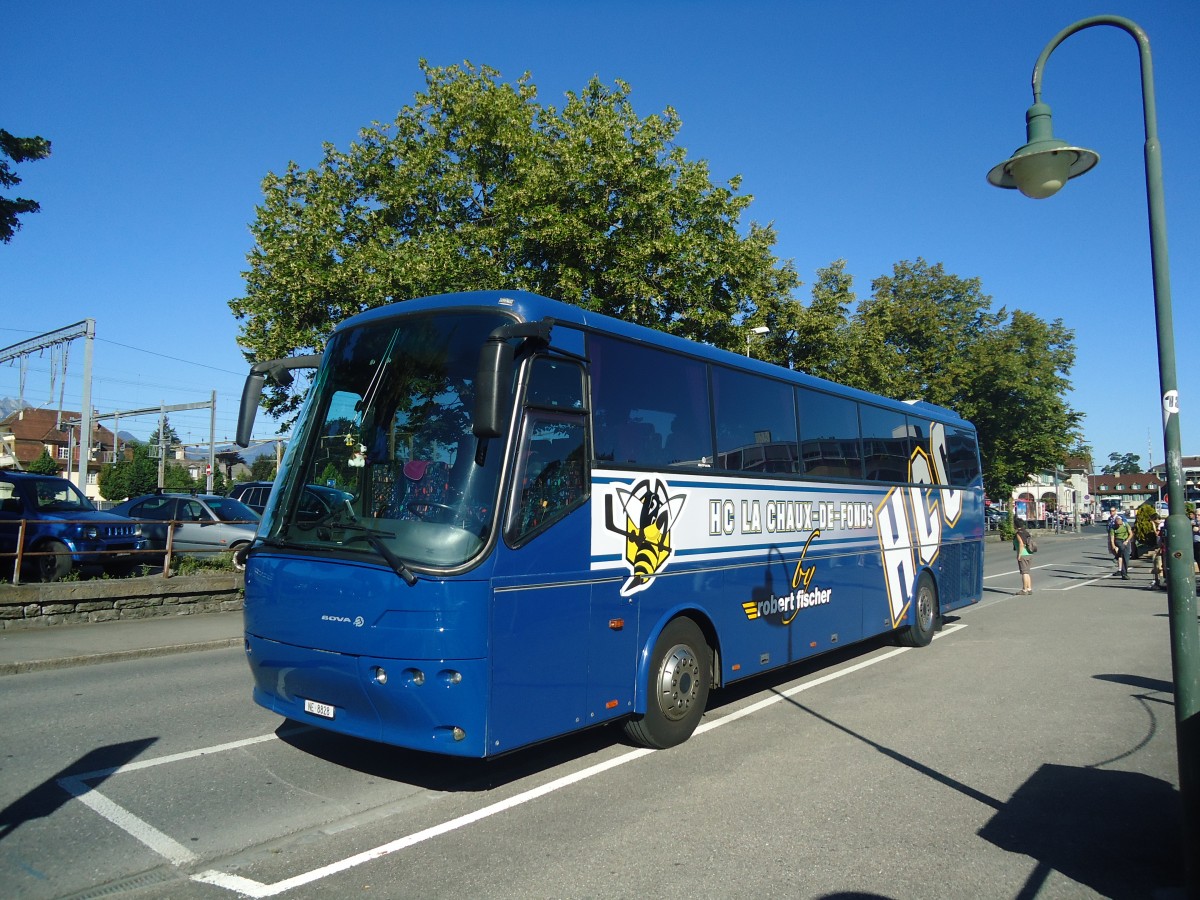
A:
833 259 1081 501
1 128 51 243
231 60 799 420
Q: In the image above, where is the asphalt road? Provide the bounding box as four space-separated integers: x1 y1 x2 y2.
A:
0 528 1189 899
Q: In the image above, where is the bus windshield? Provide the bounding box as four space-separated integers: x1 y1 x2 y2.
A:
262 310 512 571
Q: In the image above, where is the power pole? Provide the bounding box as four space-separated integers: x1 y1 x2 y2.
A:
0 319 95 493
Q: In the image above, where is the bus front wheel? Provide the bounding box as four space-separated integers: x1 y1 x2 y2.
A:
896 573 939 648
624 617 711 750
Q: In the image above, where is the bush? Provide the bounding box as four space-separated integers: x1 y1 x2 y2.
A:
1133 504 1159 557
171 554 235 576
999 511 1015 542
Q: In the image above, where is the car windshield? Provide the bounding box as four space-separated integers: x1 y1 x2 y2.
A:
262 310 512 570
30 478 95 512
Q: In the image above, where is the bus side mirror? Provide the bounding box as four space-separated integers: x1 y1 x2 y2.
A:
473 338 513 439
472 319 553 440
236 354 323 448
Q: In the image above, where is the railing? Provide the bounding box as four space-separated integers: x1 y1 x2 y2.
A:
2 517 250 585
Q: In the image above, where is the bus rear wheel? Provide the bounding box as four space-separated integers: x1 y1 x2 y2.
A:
896 573 939 648
624 617 711 749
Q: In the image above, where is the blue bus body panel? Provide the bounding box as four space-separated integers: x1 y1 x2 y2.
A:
244 552 494 757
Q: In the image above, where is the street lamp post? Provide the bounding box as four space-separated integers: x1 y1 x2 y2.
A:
988 16 1198 890
746 325 769 357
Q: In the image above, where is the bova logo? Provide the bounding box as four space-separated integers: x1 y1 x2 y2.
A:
604 477 687 597
875 422 964 628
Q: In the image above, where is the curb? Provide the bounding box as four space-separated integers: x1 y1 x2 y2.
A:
0 636 242 677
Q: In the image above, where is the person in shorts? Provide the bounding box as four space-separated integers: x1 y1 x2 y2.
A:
1110 514 1134 580
1013 517 1034 594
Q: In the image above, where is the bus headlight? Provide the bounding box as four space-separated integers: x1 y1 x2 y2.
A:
372 666 388 685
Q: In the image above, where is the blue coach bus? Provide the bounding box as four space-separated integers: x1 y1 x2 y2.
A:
236 290 984 757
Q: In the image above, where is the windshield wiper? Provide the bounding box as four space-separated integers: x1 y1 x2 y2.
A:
339 533 418 587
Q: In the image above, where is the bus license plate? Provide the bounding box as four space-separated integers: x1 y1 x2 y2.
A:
303 699 336 719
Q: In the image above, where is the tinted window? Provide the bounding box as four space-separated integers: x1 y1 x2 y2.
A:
797 389 862 479
906 416 929 464
713 367 798 474
509 414 587 542
860 405 910 483
180 499 207 521
944 426 981 485
525 357 585 411
508 357 588 542
132 497 175 520
590 335 712 468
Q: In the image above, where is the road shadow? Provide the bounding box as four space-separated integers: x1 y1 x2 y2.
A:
0 737 157 841
978 763 1181 898
275 720 626 793
778 695 1183 897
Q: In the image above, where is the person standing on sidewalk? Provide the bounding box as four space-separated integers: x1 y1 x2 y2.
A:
1110 513 1134 580
1014 517 1034 594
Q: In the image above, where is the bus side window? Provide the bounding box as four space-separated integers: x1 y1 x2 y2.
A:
508 415 587 543
589 334 712 468
797 388 863 479
507 358 589 543
712 367 798 474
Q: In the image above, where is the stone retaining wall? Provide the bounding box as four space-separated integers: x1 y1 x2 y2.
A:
0 574 243 629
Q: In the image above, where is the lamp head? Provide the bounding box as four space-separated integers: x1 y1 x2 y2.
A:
987 102 1099 198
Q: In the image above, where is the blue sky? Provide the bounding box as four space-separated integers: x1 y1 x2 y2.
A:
4 0 1198 475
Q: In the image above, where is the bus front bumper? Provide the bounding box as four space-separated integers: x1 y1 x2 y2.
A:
245 633 489 758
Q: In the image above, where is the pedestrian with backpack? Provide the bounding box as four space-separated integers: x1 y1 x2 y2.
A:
1110 514 1134 580
1014 517 1035 594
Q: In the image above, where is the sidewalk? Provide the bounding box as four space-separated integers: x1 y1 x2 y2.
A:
0 610 243 676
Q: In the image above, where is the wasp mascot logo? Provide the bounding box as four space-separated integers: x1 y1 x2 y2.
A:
604 478 687 596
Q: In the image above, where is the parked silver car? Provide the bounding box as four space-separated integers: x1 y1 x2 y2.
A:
109 493 259 571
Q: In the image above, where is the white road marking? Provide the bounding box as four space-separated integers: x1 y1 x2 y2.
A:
58 775 199 867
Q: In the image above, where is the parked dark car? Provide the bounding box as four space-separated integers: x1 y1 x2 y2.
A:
109 493 259 571
229 481 353 522
0 471 148 581
227 481 273 515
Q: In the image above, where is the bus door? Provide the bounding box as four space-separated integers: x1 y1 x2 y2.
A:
489 358 599 751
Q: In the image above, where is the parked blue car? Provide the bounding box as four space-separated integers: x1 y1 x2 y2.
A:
0 471 148 581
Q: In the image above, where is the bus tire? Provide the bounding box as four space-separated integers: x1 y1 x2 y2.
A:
624 617 711 750
896 573 938 648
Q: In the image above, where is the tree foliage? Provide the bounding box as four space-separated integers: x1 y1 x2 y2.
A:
229 63 1080 503
783 259 1081 501
99 441 201 500
27 448 60 475
147 418 181 451
1102 452 1142 474
100 442 159 500
231 60 799 420
1 128 51 243
249 455 277 481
